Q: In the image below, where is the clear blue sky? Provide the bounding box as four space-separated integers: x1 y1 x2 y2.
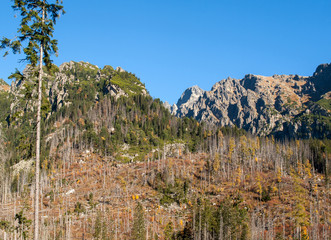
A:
1 0 331 104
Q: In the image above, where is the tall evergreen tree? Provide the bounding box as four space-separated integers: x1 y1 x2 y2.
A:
1 1 64 239
132 202 146 240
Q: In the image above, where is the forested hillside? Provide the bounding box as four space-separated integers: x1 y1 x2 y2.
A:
0 62 330 239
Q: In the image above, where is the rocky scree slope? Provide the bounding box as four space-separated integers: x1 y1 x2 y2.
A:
167 63 331 138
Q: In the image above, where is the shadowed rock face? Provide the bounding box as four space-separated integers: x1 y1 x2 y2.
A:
171 63 331 138
311 63 331 99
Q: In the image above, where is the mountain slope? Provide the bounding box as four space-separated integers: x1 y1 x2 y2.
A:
8 61 148 116
0 78 10 92
172 63 331 138
3 61 220 165
0 62 330 239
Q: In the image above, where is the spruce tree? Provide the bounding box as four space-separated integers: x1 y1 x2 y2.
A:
1 1 64 239
132 202 146 240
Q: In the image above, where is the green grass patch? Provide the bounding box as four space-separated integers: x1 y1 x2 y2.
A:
111 71 144 96
317 98 331 111
0 78 8 86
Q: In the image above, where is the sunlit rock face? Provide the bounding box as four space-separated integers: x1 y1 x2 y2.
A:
173 63 331 138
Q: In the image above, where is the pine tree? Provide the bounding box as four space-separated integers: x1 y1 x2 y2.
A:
1 1 64 239
132 202 146 240
164 221 174 240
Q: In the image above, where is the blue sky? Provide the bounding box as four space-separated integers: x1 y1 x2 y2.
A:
1 0 331 104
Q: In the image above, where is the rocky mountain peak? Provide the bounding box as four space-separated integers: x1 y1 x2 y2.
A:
163 101 178 115
177 85 204 107
241 74 259 91
173 63 331 138
115 66 126 73
313 63 331 76
311 63 331 98
175 85 205 117
7 61 149 121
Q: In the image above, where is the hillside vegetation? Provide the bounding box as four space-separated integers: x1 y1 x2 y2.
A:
0 62 330 239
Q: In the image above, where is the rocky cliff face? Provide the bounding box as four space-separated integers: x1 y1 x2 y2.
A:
310 63 331 99
171 63 331 138
164 85 205 116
